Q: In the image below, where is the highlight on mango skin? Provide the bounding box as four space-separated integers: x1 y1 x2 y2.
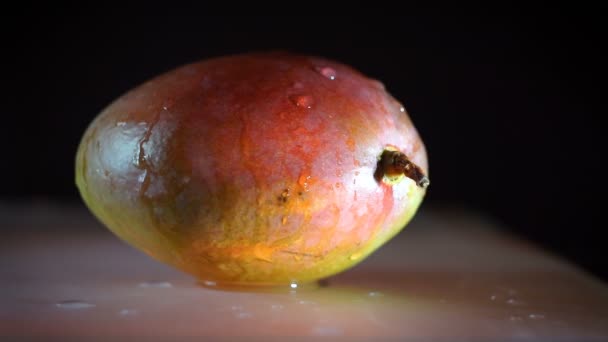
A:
75 52 429 287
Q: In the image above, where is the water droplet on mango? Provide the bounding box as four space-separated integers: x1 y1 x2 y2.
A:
289 94 314 108
316 66 337 80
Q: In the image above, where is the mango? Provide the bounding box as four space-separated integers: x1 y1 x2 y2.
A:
75 52 429 286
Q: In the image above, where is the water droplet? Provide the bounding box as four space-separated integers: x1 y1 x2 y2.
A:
506 298 525 306
119 308 138 316
368 291 383 297
289 94 314 108
528 313 545 320
138 281 173 288
162 98 174 109
235 312 253 319
312 326 343 336
56 300 95 309
290 282 298 289
202 280 217 287
298 300 315 305
298 174 312 191
316 66 336 80
399 106 405 113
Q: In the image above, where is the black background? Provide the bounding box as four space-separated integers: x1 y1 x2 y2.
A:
3 13 604 279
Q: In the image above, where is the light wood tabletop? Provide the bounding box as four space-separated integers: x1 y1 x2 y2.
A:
1 203 607 341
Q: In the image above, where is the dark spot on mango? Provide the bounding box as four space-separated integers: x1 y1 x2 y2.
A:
278 188 290 203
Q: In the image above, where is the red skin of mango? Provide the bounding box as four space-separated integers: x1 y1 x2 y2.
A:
76 52 428 286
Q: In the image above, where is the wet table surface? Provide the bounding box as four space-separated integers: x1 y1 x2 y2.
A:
1 203 607 341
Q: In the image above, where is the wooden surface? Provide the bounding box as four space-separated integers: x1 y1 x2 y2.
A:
1 203 607 341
